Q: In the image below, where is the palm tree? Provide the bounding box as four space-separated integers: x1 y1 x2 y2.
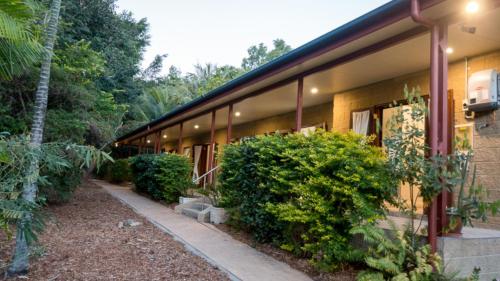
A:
0 0 42 80
133 85 192 122
7 0 62 275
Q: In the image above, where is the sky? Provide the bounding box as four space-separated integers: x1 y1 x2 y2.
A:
116 0 391 74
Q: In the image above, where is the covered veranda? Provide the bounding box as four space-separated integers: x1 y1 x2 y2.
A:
116 0 500 252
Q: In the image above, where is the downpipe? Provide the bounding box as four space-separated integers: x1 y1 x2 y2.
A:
410 0 440 253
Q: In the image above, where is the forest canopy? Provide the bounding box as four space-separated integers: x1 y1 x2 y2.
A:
0 0 292 147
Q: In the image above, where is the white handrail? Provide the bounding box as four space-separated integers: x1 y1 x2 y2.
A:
193 165 219 187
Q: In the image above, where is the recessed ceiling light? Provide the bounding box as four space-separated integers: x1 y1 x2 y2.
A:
311 87 319 94
194 125 199 129
235 111 241 117
146 139 151 144
446 47 454 54
163 134 167 139
466 1 479 13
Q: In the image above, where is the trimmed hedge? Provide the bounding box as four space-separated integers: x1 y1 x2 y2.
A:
218 131 397 270
129 153 193 203
155 153 193 203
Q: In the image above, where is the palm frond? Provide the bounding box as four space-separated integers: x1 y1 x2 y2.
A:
0 0 42 79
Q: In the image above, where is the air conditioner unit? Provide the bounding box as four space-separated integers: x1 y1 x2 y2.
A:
467 69 499 112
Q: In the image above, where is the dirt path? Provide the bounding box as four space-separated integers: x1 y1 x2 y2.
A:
0 181 228 281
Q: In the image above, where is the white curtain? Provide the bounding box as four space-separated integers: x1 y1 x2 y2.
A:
300 126 316 137
352 110 370 135
183 147 191 157
192 145 202 182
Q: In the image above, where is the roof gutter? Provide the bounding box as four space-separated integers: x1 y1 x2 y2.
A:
118 0 445 143
410 0 435 27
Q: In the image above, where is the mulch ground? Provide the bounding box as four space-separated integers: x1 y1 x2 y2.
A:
215 224 358 281
0 181 229 281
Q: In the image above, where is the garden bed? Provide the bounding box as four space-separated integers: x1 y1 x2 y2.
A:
0 181 228 281
215 224 358 281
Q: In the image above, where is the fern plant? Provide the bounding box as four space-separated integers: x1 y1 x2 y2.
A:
351 223 453 281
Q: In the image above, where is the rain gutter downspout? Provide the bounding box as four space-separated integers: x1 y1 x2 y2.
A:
410 0 442 253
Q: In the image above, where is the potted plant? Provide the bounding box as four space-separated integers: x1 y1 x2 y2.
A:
445 150 500 236
198 183 227 224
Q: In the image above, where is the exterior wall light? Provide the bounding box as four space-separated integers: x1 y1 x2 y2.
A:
194 125 200 129
163 134 167 139
446 47 454 54
311 87 319 94
146 139 151 144
466 1 479 13
235 111 241 117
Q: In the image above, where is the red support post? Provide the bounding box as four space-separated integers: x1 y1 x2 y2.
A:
208 110 216 183
428 21 449 252
138 138 143 154
227 104 233 144
178 123 183 155
155 132 161 154
295 77 304 132
410 0 450 253
437 21 450 237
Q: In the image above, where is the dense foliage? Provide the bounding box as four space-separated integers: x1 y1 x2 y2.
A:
0 0 42 80
129 39 292 128
98 158 131 183
0 133 112 240
39 154 83 204
129 153 192 203
154 153 193 203
351 224 453 281
0 0 294 274
0 0 294 144
219 131 397 270
129 154 159 197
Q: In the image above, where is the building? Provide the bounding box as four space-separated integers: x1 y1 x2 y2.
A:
116 0 500 254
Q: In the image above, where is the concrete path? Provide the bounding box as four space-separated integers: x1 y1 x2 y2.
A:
92 180 312 281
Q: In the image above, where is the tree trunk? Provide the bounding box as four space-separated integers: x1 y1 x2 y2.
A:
7 0 62 275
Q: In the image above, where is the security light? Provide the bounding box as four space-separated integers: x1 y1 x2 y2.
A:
466 1 479 13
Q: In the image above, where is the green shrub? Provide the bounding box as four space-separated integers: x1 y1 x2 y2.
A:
129 154 161 198
129 153 193 203
109 159 132 183
155 153 193 203
219 130 397 270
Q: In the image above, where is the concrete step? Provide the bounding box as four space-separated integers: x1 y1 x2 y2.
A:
182 207 200 219
175 201 212 223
